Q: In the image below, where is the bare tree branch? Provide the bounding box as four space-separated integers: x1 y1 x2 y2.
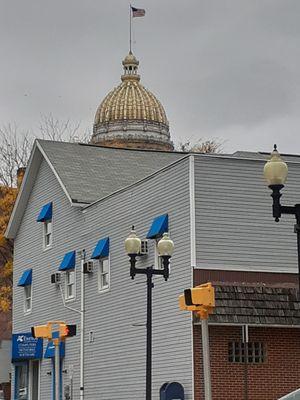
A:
38 113 86 143
0 123 32 187
176 137 224 154
0 114 89 187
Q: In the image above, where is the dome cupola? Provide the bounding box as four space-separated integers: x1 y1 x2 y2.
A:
91 52 173 151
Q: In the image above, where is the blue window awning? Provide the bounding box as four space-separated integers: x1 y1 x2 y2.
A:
91 237 109 259
18 269 32 287
146 214 169 239
37 202 52 222
44 331 65 358
59 251 76 271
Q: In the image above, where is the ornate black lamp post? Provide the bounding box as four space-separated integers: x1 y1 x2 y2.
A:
125 227 174 400
263 145 300 289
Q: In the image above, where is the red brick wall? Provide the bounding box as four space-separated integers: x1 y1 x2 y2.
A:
194 325 300 400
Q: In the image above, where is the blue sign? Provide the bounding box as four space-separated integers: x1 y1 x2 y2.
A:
44 341 65 358
12 332 43 362
44 331 65 358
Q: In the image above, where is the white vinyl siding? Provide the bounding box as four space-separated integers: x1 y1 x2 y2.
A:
194 156 300 273
12 157 193 400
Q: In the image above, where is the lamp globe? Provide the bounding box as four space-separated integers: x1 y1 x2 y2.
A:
157 233 174 256
125 226 141 255
263 144 288 187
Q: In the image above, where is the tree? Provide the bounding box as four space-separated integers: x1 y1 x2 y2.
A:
0 124 32 188
39 113 90 143
0 115 89 312
0 186 17 312
177 138 224 154
0 115 89 188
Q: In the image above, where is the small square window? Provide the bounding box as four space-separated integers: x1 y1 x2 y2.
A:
98 258 110 292
65 270 75 300
43 220 52 249
228 341 265 364
24 285 32 313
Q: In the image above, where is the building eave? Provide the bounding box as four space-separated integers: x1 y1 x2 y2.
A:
5 140 76 239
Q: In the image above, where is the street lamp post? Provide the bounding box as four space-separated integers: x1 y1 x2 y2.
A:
263 145 300 290
125 227 174 400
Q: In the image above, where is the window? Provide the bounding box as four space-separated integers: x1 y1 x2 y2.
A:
15 363 28 400
43 220 52 249
228 342 265 363
24 285 32 313
154 240 163 270
29 360 40 400
98 258 110 291
65 270 75 300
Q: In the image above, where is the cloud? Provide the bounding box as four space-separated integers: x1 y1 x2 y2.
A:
1 0 300 154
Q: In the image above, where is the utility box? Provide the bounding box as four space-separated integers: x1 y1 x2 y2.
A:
160 382 184 400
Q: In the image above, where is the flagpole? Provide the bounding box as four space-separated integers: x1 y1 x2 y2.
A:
129 4 132 53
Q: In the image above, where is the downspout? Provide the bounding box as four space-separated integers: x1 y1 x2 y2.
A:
190 155 196 269
242 325 249 400
79 250 86 400
189 155 196 400
59 249 86 400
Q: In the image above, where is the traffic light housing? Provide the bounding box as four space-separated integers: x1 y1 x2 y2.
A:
179 294 198 312
184 283 215 308
59 324 76 339
31 324 52 339
178 282 215 319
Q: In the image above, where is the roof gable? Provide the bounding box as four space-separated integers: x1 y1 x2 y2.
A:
38 141 185 204
5 140 186 238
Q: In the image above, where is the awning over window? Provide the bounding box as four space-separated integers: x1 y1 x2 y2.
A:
91 237 109 259
37 202 52 222
17 269 32 287
59 251 76 271
146 214 168 239
44 332 65 358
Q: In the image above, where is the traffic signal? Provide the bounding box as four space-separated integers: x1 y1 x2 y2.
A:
59 323 77 339
178 282 215 318
179 294 198 311
31 324 52 339
184 283 215 308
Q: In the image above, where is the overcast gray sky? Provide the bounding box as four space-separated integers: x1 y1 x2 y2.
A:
1 0 300 153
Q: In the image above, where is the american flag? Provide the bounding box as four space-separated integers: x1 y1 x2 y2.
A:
131 6 146 17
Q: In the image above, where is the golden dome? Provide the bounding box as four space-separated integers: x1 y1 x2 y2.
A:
94 81 168 126
92 52 173 151
94 53 168 127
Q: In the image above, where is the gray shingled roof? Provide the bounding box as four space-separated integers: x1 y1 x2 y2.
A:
38 140 187 204
38 141 300 205
232 151 300 163
195 285 300 326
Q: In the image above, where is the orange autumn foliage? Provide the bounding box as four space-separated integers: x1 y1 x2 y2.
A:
0 186 17 312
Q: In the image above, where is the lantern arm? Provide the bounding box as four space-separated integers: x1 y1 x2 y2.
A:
281 205 297 215
270 184 300 223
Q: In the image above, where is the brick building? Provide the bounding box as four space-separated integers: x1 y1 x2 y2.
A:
194 271 300 400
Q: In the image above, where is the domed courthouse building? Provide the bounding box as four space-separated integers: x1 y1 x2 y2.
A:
6 53 300 400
